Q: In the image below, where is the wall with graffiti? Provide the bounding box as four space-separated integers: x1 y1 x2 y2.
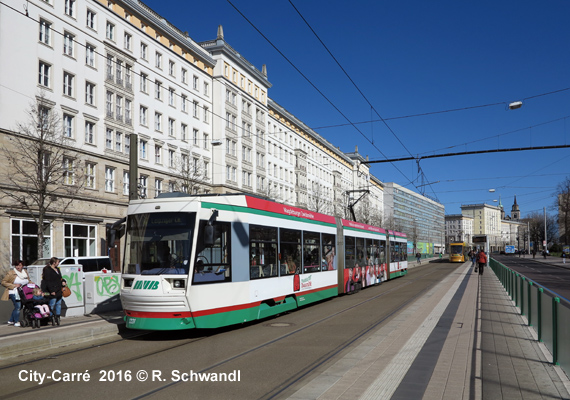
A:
26 265 120 316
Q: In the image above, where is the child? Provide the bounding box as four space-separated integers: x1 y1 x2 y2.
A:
32 287 51 318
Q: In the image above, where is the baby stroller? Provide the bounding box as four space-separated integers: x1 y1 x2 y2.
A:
17 284 54 329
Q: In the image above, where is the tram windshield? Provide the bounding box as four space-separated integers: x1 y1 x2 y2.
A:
450 244 463 254
123 212 196 275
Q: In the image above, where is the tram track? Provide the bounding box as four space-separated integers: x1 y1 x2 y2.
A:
0 263 456 399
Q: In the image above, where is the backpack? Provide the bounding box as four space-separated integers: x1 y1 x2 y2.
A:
478 252 487 264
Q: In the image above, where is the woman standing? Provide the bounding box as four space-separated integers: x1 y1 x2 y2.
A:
41 257 66 325
1 260 30 327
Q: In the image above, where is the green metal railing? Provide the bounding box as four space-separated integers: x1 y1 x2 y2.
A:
490 258 570 376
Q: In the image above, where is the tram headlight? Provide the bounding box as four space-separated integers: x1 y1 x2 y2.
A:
172 279 185 289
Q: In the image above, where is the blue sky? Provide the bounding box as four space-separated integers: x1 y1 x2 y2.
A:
144 0 570 217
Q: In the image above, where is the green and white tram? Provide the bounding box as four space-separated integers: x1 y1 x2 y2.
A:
120 193 407 330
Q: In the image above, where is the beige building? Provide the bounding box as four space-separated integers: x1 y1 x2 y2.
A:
0 0 388 269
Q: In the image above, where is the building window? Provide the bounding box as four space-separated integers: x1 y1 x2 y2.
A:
63 114 73 137
193 75 198 90
125 99 132 125
115 131 122 152
168 88 175 106
181 123 187 141
168 118 175 137
86 9 96 30
140 73 147 93
155 51 162 69
38 61 51 87
63 32 74 57
139 105 147 126
64 0 75 17
203 133 208 150
39 20 51 45
64 223 97 257
124 33 132 51
181 68 187 84
106 91 113 117
105 166 115 192
140 42 147 60
155 145 162 164
155 80 161 100
85 121 95 144
63 72 74 97
155 179 162 197
85 82 95 105
63 157 75 185
11 219 52 264
85 44 96 67
123 171 129 195
168 149 175 168
105 128 113 149
168 60 175 76
139 139 147 159
106 21 115 41
154 112 162 131
85 162 96 189
181 95 187 112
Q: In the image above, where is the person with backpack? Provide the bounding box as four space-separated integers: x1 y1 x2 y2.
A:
478 250 487 275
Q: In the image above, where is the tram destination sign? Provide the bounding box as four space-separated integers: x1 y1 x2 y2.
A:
472 235 487 243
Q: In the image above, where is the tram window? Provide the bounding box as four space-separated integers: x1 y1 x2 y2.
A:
193 221 231 284
280 228 301 275
302 231 321 274
356 237 365 268
391 241 400 262
367 239 378 267
124 212 195 275
249 225 278 279
322 233 336 271
345 236 355 269
379 240 386 265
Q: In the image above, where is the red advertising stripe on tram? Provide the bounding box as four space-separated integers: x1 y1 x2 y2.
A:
342 219 386 234
245 196 336 224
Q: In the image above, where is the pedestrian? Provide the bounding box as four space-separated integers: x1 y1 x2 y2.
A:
41 257 67 325
543 250 547 259
478 250 487 275
471 250 477 269
416 252 421 264
1 260 30 327
563 252 567 264
532 249 536 259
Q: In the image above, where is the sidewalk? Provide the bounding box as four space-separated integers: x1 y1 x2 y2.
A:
287 262 570 399
0 311 126 360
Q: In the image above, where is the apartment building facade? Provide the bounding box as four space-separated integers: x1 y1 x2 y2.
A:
0 0 387 267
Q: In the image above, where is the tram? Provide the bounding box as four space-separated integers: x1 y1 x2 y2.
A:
449 242 470 262
120 193 408 330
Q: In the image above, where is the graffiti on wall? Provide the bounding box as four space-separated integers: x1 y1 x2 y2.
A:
95 275 120 297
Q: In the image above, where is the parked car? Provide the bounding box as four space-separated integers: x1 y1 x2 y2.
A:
30 256 113 273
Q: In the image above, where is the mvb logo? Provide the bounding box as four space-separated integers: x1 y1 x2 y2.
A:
133 280 159 290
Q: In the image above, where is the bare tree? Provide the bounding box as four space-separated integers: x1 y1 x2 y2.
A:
307 180 332 215
1 94 85 259
522 211 558 251
555 176 570 245
173 154 206 194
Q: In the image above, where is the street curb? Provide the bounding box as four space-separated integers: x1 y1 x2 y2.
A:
0 318 125 360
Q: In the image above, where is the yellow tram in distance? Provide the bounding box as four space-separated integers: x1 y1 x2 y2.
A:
449 242 470 262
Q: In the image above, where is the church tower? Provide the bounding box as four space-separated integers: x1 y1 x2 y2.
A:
511 196 520 221
499 196 505 220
